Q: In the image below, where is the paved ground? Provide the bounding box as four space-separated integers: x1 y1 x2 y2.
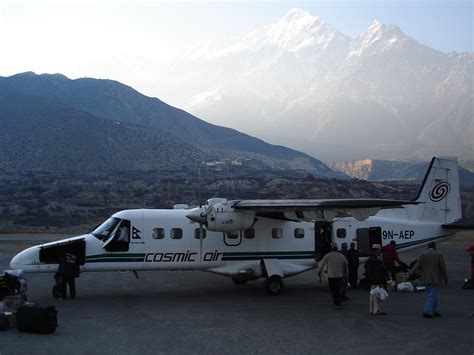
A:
0 234 473 355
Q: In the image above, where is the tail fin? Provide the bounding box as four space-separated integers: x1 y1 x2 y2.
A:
414 157 462 223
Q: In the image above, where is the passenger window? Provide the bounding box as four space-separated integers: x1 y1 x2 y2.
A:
194 228 206 239
272 228 283 239
336 228 346 239
171 228 183 239
225 231 239 239
244 228 255 239
152 228 165 239
294 228 305 239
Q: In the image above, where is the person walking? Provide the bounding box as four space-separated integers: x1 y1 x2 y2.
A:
347 242 360 289
58 253 80 300
409 242 448 318
365 244 387 315
382 241 401 281
318 243 348 309
340 243 350 301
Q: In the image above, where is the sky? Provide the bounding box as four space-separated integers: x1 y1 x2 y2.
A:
0 0 472 99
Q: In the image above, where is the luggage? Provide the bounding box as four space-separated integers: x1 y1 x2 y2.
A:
395 272 409 283
0 313 9 331
386 280 397 292
397 282 414 293
16 305 57 334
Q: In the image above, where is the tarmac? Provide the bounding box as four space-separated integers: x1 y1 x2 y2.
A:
0 233 473 355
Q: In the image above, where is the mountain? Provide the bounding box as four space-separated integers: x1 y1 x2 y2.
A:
0 72 339 176
327 159 474 186
159 8 473 161
0 93 208 171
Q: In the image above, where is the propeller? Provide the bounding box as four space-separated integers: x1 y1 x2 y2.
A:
186 205 210 227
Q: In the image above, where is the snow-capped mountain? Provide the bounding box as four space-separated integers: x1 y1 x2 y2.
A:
160 8 473 161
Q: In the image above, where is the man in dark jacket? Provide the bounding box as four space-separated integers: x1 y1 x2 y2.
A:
58 253 80 300
410 242 448 318
339 243 350 301
347 242 360 289
365 244 387 315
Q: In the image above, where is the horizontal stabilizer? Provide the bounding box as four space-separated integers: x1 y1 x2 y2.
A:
442 222 474 230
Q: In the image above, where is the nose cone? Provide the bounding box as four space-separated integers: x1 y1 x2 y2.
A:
10 246 39 271
186 208 208 225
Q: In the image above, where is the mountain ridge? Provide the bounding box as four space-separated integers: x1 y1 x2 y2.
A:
0 72 341 177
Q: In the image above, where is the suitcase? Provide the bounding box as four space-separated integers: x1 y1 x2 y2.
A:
0 314 9 331
16 305 57 334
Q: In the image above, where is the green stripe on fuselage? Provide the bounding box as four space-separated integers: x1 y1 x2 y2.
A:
223 251 314 257
86 253 145 260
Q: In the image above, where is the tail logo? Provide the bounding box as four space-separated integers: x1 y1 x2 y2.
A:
429 182 451 202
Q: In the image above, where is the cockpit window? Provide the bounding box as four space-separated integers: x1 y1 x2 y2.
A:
91 217 121 241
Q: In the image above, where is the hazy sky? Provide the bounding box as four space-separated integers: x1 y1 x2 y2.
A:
1 0 472 100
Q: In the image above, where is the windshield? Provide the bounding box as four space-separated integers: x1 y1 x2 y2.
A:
91 217 121 241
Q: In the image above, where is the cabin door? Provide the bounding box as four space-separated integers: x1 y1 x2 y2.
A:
314 221 332 262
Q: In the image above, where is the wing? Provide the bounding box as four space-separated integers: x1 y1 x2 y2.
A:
233 198 420 222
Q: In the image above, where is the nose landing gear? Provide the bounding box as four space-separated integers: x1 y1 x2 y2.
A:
52 273 63 299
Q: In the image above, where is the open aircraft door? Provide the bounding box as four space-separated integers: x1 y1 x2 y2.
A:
314 221 332 262
356 227 382 256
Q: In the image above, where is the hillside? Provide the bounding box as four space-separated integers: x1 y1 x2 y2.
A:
0 72 338 176
0 93 208 171
0 169 472 233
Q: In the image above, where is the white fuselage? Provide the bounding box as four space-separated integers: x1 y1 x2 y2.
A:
10 207 454 278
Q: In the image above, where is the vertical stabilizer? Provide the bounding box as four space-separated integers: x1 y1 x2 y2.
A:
414 157 462 223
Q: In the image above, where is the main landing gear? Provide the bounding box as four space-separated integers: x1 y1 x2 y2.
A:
231 276 285 295
264 275 284 296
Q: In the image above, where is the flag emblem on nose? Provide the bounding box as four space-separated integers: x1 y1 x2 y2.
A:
132 227 142 239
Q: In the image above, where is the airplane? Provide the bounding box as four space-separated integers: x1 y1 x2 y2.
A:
10 157 464 295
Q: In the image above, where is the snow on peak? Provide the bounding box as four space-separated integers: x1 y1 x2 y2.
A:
347 19 408 59
266 8 346 52
369 19 383 30
282 8 318 23
206 8 349 58
367 19 404 38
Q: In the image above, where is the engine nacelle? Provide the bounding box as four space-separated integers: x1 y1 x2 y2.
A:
185 199 256 232
206 210 255 232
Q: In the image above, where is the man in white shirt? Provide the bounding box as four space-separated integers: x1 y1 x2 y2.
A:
318 243 348 309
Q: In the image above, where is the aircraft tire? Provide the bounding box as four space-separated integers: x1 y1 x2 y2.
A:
52 284 63 299
264 275 284 295
232 278 247 286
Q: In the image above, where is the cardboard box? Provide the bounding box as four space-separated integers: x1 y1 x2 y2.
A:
386 280 397 292
395 272 409 284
